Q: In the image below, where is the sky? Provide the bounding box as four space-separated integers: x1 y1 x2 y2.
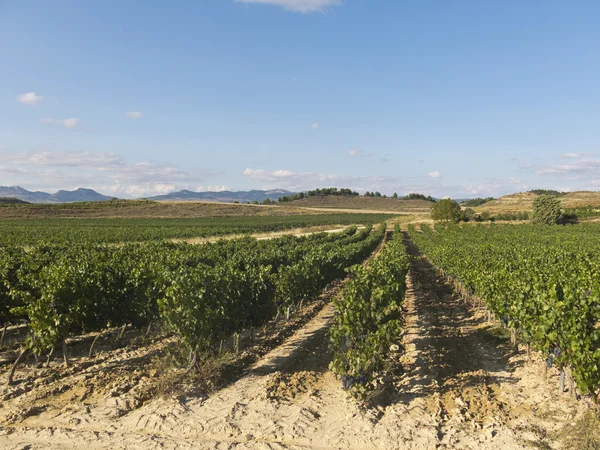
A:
1 0 600 198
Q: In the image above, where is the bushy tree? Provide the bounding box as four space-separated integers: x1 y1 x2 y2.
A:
532 194 563 225
462 208 477 222
431 199 462 223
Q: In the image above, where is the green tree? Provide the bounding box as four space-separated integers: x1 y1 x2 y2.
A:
430 199 462 223
532 194 563 225
462 208 477 222
392 192 398 199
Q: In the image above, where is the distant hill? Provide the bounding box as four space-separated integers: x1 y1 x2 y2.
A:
147 189 293 203
0 197 30 205
476 191 600 212
286 196 433 213
0 186 113 204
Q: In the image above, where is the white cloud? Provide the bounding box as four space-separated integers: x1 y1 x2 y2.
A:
311 122 320 129
242 167 403 192
236 0 341 13
17 92 43 106
196 185 228 192
0 150 215 198
560 152 590 159
535 159 600 176
428 170 441 179
348 149 360 157
0 145 5 150
40 118 80 129
125 111 144 119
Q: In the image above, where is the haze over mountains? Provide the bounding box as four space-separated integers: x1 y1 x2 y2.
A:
0 186 294 204
0 186 113 204
146 189 292 203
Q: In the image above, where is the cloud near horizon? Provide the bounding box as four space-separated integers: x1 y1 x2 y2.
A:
0 150 216 198
236 0 341 13
241 167 536 198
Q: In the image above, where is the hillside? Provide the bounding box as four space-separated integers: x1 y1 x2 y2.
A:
0 199 371 219
475 190 600 213
287 196 433 213
0 197 30 205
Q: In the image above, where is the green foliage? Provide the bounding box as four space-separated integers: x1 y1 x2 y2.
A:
330 231 409 399
1 224 385 357
0 214 394 246
530 189 565 197
402 193 435 202
532 194 563 225
459 197 495 207
430 199 462 223
278 187 359 202
564 206 600 220
409 223 600 395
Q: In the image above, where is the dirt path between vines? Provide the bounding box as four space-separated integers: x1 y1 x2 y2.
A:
0 235 587 449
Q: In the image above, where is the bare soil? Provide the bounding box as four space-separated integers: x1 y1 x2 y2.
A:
0 235 592 449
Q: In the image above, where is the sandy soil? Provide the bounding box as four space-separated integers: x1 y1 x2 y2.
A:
0 234 590 449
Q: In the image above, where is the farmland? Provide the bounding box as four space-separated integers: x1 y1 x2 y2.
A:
0 213 394 245
0 210 598 449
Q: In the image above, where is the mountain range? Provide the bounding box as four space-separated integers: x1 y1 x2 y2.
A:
0 186 294 204
0 186 114 204
146 189 293 203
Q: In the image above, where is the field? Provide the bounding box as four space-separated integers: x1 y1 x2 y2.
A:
0 205 599 449
0 213 394 245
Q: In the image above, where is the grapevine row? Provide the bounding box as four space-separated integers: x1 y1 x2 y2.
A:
330 225 409 398
1 225 385 363
409 223 600 397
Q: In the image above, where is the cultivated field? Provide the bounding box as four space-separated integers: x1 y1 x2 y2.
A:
0 206 598 449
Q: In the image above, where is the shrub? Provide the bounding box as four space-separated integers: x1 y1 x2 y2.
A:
532 194 563 225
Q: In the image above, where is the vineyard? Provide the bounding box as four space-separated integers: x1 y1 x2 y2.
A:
0 213 394 245
1 221 598 449
1 225 387 372
409 223 600 397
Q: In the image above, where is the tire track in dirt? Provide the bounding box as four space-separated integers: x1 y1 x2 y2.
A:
394 233 582 449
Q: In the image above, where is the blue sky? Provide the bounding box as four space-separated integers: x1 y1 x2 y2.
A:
1 0 599 198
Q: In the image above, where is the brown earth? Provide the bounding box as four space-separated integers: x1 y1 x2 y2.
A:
0 196 430 220
0 200 313 219
0 234 593 449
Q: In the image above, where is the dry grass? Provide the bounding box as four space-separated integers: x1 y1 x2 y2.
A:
558 409 600 450
476 191 600 215
177 224 351 244
0 197 427 219
288 196 433 213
